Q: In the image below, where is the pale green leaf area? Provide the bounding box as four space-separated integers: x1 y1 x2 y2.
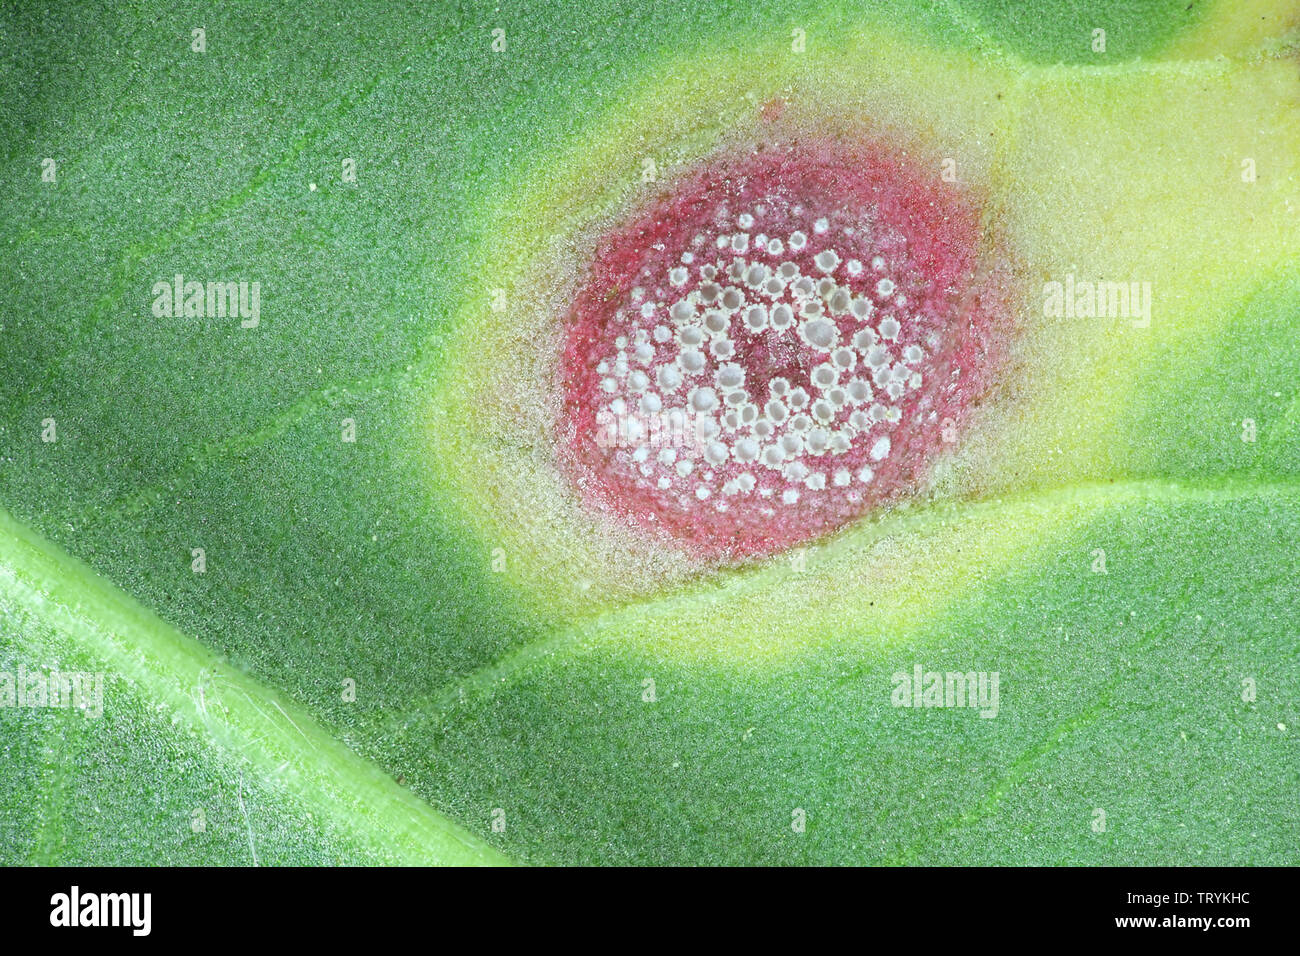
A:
401 484 1300 865
0 506 507 864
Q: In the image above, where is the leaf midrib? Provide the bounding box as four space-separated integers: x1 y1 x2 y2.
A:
0 503 510 867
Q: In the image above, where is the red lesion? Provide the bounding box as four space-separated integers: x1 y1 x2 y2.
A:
558 135 1009 561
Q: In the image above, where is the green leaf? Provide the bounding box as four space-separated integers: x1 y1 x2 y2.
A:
0 506 507 865
2 0 1298 865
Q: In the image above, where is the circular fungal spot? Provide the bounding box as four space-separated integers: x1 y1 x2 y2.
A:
716 363 745 390
814 249 841 273
735 437 760 461
801 318 838 350
811 363 838 389
769 303 795 330
689 387 717 412
657 364 683 390
560 136 1008 560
